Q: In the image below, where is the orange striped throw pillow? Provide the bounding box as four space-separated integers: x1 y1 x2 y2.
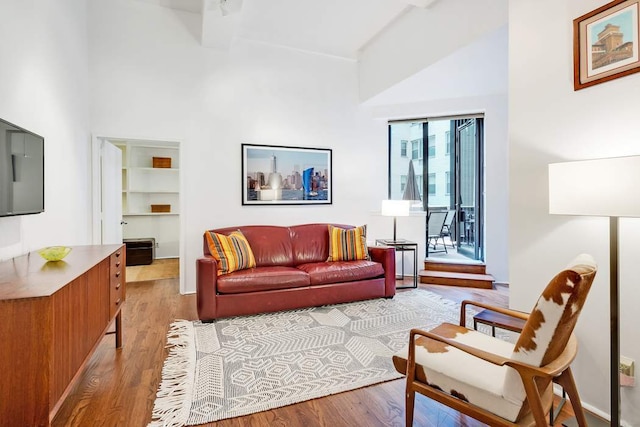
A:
327 224 370 262
205 230 256 276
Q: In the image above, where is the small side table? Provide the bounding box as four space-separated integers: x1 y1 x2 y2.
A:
473 309 525 337
375 239 418 289
473 309 566 425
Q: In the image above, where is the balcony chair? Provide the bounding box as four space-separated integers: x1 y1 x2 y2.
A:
392 254 597 426
441 209 456 249
426 211 449 253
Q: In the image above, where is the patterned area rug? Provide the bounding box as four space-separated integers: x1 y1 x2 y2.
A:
149 289 491 427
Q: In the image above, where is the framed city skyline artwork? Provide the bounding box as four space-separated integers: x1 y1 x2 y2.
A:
241 143 332 206
574 0 640 90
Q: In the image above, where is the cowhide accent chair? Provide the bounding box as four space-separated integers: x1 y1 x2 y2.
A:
393 254 597 427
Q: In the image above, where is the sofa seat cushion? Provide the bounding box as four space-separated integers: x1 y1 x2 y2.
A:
392 323 523 422
217 266 310 294
297 260 384 286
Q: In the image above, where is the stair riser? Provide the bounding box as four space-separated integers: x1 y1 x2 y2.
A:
423 261 486 274
419 276 493 289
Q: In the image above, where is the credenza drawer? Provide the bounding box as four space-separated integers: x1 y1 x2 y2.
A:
110 249 126 317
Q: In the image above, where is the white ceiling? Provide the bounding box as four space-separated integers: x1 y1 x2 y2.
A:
135 0 437 59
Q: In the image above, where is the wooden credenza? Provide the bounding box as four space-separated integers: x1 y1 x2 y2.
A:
0 244 125 427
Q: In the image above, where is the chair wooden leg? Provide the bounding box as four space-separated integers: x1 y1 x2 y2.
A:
555 368 588 427
406 388 415 427
520 378 549 427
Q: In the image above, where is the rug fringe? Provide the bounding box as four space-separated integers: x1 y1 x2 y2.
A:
148 320 196 427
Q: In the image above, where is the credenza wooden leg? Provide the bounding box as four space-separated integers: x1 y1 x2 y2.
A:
115 311 123 348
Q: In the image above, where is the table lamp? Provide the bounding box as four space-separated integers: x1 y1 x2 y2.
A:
381 200 411 243
549 155 640 427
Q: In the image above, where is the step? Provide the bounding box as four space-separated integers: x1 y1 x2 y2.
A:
423 258 486 274
419 270 494 289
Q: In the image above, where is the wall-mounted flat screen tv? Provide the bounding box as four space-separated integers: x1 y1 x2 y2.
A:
0 118 44 217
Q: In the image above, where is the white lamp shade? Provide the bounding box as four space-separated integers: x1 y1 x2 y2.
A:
549 155 640 217
381 200 411 217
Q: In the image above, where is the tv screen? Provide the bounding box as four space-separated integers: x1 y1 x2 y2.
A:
0 118 44 217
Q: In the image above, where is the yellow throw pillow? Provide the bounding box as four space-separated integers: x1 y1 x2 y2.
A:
205 230 256 276
327 224 370 262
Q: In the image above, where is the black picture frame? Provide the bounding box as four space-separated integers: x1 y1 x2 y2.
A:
241 143 332 206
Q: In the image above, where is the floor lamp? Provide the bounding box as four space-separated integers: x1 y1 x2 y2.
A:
549 155 640 427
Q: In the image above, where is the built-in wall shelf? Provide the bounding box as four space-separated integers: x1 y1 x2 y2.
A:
124 212 180 216
114 140 180 258
123 167 179 171
125 190 180 194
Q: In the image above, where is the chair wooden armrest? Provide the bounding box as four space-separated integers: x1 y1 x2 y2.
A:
460 300 530 328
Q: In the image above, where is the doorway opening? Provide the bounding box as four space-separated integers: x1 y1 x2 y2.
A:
388 115 484 262
91 136 184 290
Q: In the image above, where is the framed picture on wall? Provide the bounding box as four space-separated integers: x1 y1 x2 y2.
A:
574 0 640 90
241 144 332 205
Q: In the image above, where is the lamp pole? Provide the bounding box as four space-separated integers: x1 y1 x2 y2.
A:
393 216 397 243
610 216 620 427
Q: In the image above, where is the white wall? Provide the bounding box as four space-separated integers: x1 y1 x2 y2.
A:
0 0 91 259
88 0 391 294
358 0 507 102
509 1 640 424
361 26 509 283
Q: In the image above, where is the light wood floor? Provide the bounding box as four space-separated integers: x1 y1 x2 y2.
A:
125 258 179 282
52 278 579 427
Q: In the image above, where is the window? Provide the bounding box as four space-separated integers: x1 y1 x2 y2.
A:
428 173 436 195
445 131 451 155
428 135 436 157
389 122 424 201
445 171 451 195
411 139 423 160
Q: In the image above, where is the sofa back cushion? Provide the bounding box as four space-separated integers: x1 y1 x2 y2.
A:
289 223 352 265
289 223 331 265
210 225 294 267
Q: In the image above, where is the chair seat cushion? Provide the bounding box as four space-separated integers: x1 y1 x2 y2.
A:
296 260 384 285
392 323 523 422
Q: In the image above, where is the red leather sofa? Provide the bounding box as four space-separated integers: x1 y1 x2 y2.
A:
196 223 396 321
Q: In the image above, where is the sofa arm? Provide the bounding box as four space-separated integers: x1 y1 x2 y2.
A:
196 255 219 321
369 246 396 297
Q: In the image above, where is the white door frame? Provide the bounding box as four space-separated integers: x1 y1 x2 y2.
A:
90 134 186 294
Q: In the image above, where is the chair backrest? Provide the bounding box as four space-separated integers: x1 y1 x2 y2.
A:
503 254 597 401
427 211 448 237
444 210 456 228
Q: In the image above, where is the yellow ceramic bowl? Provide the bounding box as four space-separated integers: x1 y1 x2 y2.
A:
38 246 72 261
